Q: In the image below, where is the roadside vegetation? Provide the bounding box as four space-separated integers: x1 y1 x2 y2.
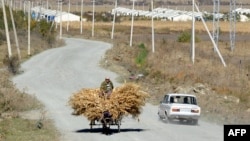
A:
1 2 250 141
68 15 250 125
95 21 250 124
60 11 250 124
0 7 61 141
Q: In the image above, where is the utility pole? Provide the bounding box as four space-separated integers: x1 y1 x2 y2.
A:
230 0 236 51
1 0 12 58
191 0 195 64
9 0 21 60
92 0 95 37
56 1 59 29
67 0 70 32
213 0 220 51
151 0 155 53
111 0 117 39
80 0 83 34
28 1 31 56
194 3 226 67
129 0 135 47
59 1 62 39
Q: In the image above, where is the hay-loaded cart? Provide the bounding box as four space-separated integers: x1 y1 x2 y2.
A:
68 83 150 133
89 110 122 132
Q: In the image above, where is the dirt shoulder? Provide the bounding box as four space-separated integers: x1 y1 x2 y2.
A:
95 31 250 125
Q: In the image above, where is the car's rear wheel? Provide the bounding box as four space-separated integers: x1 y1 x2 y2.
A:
158 112 163 119
163 112 171 123
192 119 198 125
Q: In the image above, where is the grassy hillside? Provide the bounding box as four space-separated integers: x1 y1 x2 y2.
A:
0 3 250 140
64 19 250 124
0 7 61 141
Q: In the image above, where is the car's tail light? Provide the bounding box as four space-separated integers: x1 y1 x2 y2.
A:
172 108 180 112
191 109 200 113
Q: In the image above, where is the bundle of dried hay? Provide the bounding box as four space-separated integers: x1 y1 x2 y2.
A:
109 83 150 118
68 82 150 121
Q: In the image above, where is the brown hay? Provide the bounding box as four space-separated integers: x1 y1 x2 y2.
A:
68 82 150 121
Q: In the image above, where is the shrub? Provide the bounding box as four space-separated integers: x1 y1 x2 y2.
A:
39 19 52 37
178 31 191 42
177 31 200 43
13 10 27 30
37 19 56 45
2 54 20 75
135 43 148 68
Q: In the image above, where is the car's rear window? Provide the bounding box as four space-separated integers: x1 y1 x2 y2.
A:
170 96 197 105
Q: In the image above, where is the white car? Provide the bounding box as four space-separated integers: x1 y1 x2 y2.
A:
158 93 201 125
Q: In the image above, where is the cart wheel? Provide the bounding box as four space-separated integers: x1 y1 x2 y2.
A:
102 124 110 134
117 120 121 133
90 120 94 130
117 124 120 132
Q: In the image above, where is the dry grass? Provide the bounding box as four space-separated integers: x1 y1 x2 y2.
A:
58 19 250 124
0 118 60 141
1 15 249 141
0 29 63 141
0 69 61 141
62 20 250 34
0 31 65 68
0 70 42 112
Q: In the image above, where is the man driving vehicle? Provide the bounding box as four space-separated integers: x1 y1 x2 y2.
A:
100 77 114 98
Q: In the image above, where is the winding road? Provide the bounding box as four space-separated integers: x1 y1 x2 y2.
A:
12 37 223 141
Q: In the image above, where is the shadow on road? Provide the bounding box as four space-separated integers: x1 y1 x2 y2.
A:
159 118 200 126
75 128 145 135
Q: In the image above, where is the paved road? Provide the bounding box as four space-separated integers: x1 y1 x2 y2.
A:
12 37 223 141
